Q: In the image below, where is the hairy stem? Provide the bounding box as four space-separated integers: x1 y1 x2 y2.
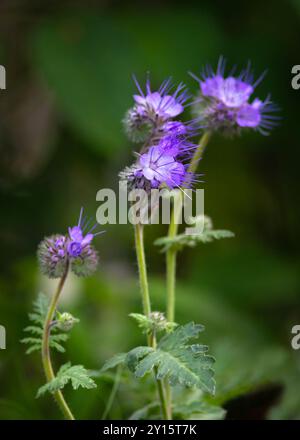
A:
134 223 171 420
164 130 212 418
41 261 75 420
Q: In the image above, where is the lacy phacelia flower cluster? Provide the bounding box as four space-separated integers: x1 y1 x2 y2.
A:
121 78 197 192
191 57 279 135
38 208 101 278
123 77 190 143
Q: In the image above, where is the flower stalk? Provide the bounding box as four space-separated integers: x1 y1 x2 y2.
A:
134 223 171 419
164 130 211 418
166 131 211 322
41 260 75 420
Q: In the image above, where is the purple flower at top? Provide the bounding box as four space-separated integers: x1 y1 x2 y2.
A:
123 76 190 142
133 77 188 119
67 208 102 258
191 57 279 135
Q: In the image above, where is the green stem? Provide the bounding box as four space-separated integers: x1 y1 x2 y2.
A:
41 261 75 420
155 373 170 420
166 130 211 322
134 223 171 420
166 194 182 323
164 130 212 418
134 223 151 318
188 131 211 176
101 365 122 420
150 332 171 420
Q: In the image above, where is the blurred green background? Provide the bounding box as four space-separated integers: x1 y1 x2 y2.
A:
0 0 299 420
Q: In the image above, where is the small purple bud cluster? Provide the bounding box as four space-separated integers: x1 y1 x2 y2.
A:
121 77 197 192
38 208 102 278
190 57 279 136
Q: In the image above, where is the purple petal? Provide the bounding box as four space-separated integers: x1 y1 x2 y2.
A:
68 226 83 242
220 77 253 107
236 101 262 127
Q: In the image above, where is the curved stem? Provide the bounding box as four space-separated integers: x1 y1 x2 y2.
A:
134 223 171 420
41 261 75 420
164 130 212 418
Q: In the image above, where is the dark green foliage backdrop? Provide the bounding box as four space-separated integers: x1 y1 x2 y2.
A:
0 0 299 419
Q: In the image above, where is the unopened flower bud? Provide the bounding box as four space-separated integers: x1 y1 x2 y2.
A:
56 311 79 332
123 107 153 142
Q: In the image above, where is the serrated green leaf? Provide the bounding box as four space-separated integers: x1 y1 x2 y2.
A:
125 322 215 394
50 334 69 342
126 346 154 372
155 229 234 253
100 353 127 372
48 341 66 353
23 326 43 335
37 363 96 398
173 401 225 420
129 402 161 420
24 344 42 355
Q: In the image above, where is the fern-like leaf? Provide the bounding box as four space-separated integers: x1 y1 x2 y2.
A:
155 215 234 252
126 322 215 394
37 362 96 398
155 230 234 252
102 323 215 394
100 353 127 372
21 292 69 354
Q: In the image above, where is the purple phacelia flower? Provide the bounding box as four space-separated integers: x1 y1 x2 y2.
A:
37 234 68 278
123 76 190 143
161 121 188 137
67 208 102 276
37 208 102 279
135 146 186 189
133 77 186 119
120 136 194 191
156 134 196 158
191 57 279 135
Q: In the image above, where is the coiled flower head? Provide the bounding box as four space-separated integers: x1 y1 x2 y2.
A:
191 57 279 136
37 208 102 278
70 244 99 277
37 235 68 279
